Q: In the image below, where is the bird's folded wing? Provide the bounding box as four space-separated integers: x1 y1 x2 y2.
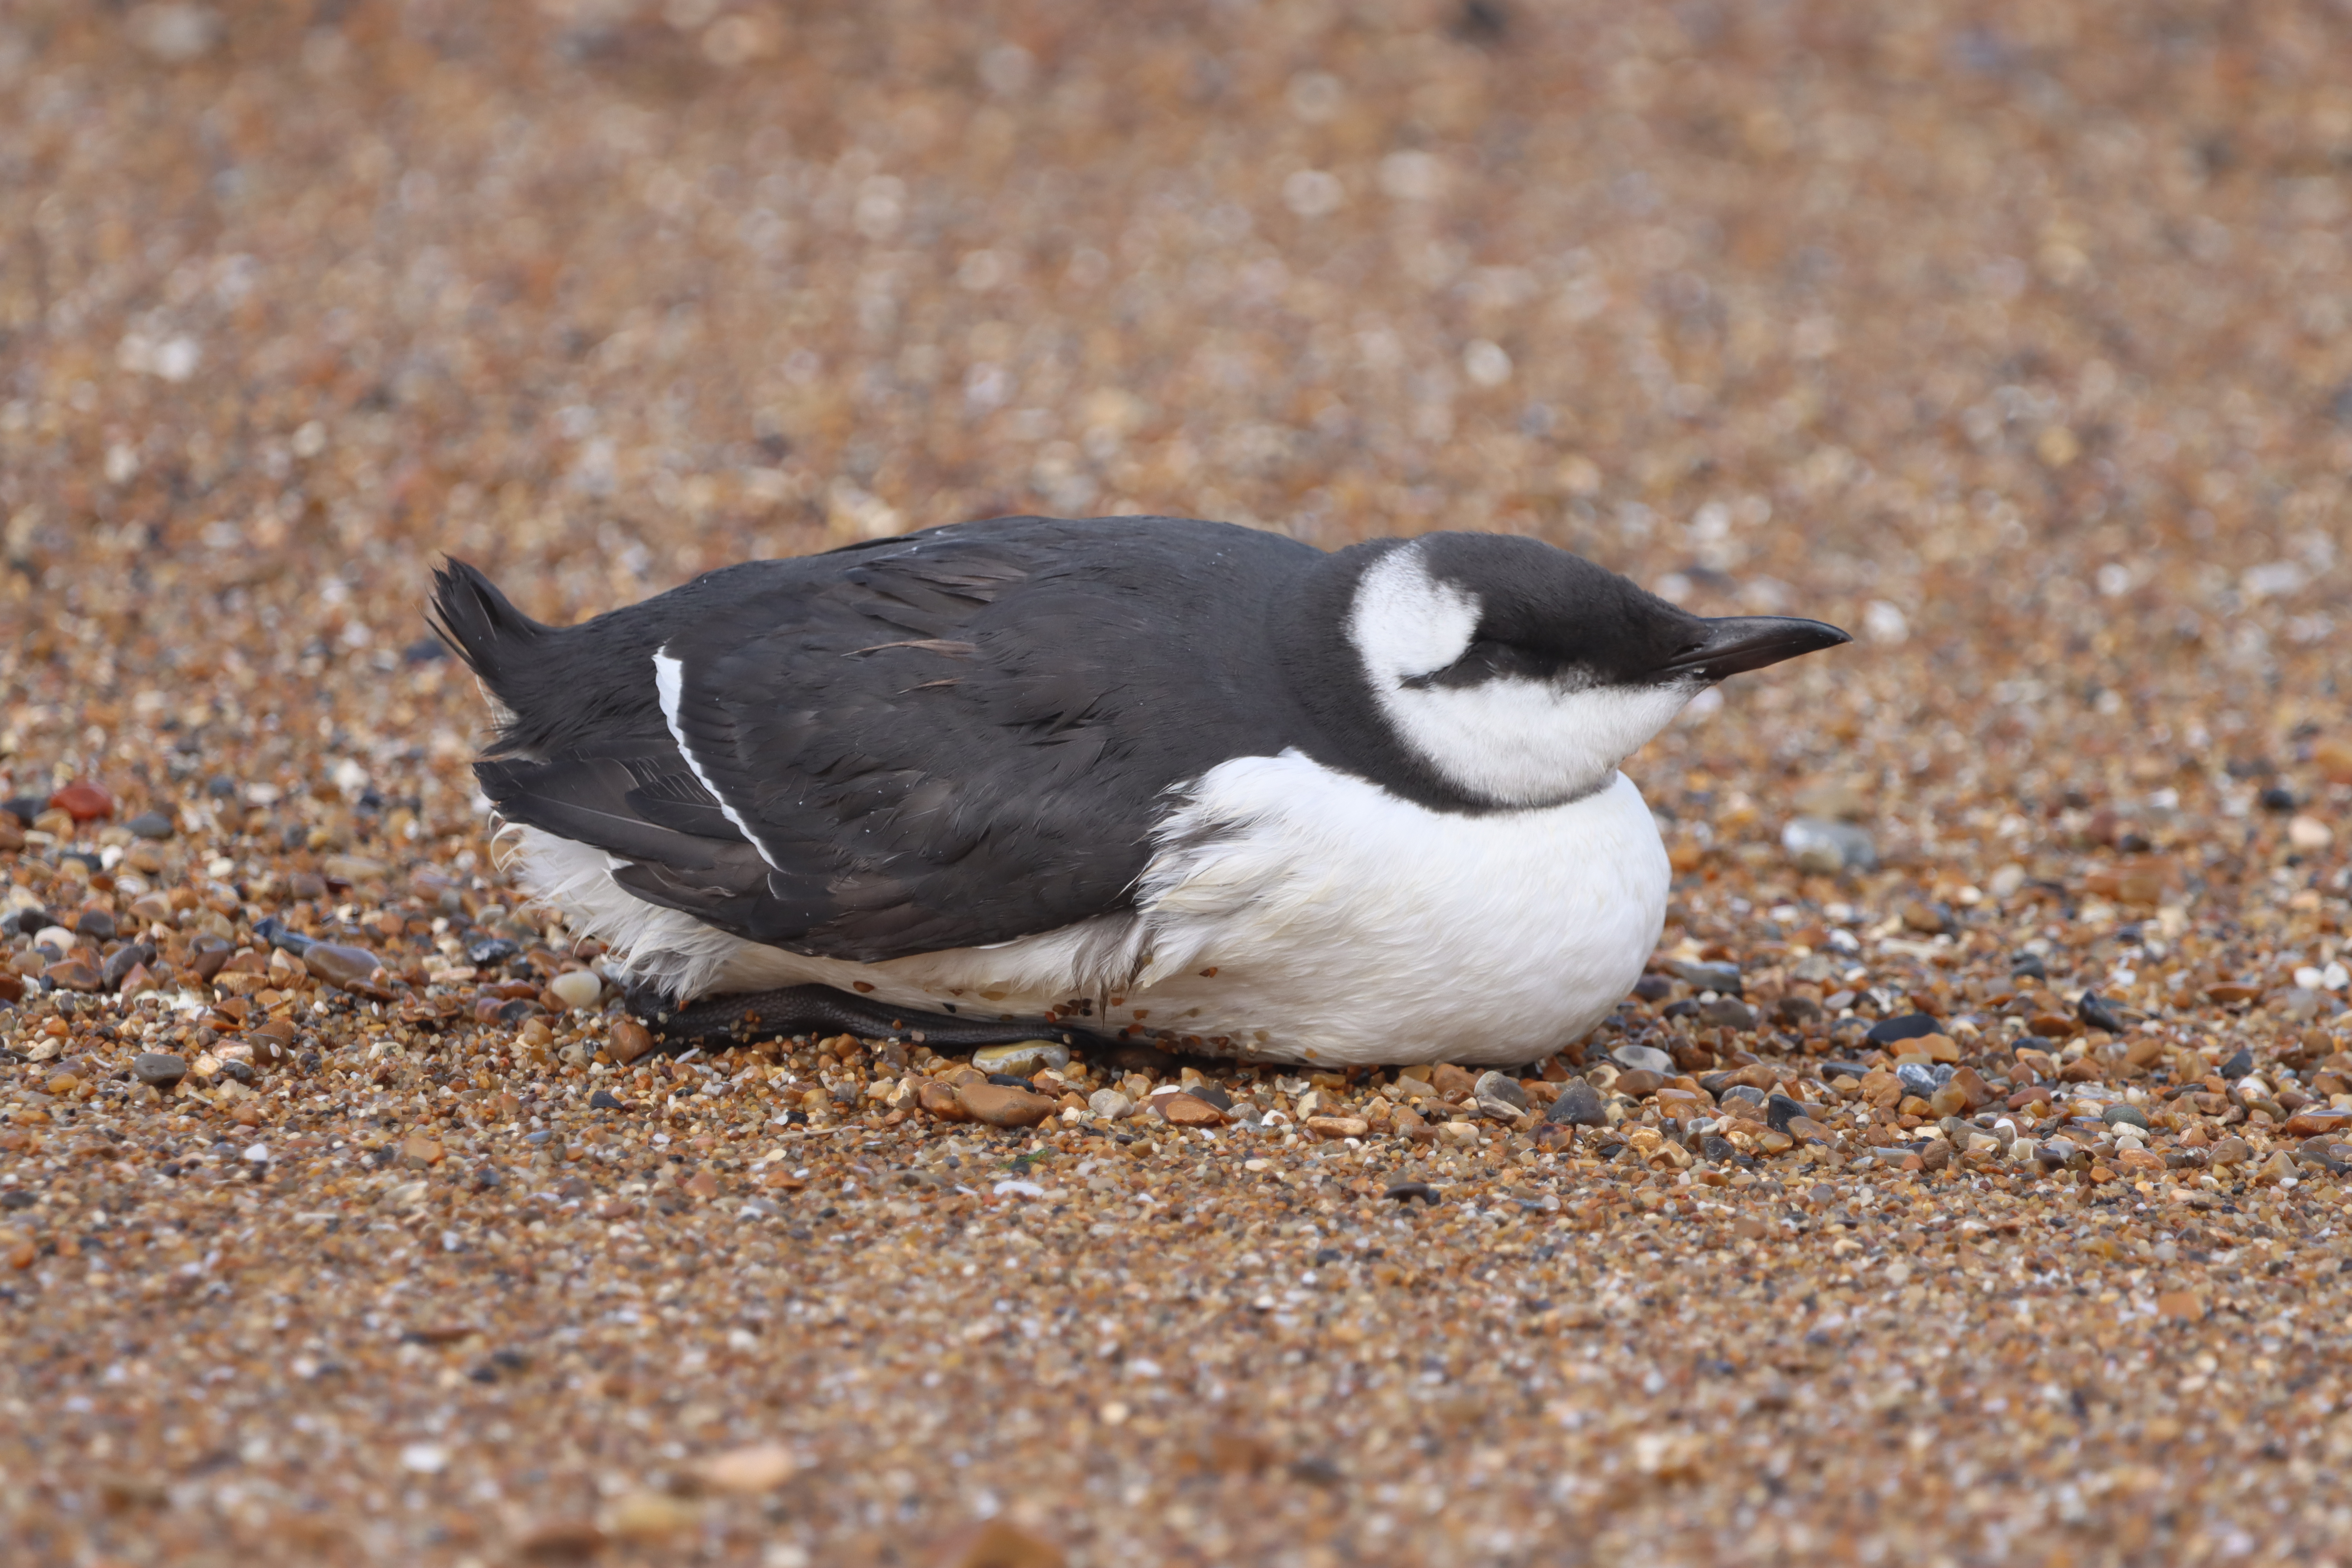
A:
476 523 1308 964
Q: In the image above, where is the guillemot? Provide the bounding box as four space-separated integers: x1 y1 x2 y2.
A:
430 515 1846 1065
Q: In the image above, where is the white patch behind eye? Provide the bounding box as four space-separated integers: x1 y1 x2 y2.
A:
1348 544 1481 684
1346 544 1695 807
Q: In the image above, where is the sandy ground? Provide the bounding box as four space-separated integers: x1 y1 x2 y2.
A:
5 1 2352 1564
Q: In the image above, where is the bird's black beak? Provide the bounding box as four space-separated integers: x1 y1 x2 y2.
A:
1654 616 1851 682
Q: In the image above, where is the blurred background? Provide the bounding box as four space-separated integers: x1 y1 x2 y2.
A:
2 0 2348 954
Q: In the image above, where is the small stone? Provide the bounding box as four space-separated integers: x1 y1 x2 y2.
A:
131 1052 188 1089
588 1089 625 1111
1546 1080 1606 1126
2099 1103 2150 1131
402 1134 445 1167
1669 960 1742 994
1894 1062 1943 1098
915 1078 971 1121
48 781 116 821
609 1018 656 1064
1781 815 1877 873
2207 982 2263 1006
43 959 102 992
934 1519 1067 1568
1086 1087 1134 1120
955 1082 1060 1128
75 908 116 941
1472 1070 1528 1118
2283 1109 2352 1137
1611 1044 1675 1075
514 1520 607 1562
1864 1013 1940 1045
1613 1068 1665 1099
1765 1093 1811 1133
2209 1135 2252 1167
44 1072 81 1096
126 810 175 839
2077 991 2130 1034
301 942 393 999
1945 1065 1993 1111
467 937 519 967
102 942 157 990
973 1040 1073 1077
609 1490 699 1544
697 1442 796 1494
1185 1081 1235 1112
2219 1048 2254 1079
1157 1092 1226 1127
2288 814 2334 852
547 970 603 1011
1775 995 1823 1024
1428 1062 1477 1099
1304 1115 1370 1139
1697 996 1758 1029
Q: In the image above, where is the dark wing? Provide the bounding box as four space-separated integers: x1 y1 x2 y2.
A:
443 517 1318 963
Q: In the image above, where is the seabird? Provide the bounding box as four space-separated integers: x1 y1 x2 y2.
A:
430 515 1847 1065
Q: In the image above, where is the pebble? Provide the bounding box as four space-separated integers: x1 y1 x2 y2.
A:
1780 815 1877 872
1766 1094 1810 1134
546 970 603 1011
125 810 175 839
130 1053 187 1091
609 1018 656 1064
1472 1070 1528 1119
1545 1080 1607 1126
973 1040 1072 1077
1087 1088 1135 1120
954 1082 1059 1128
48 781 116 821
1697 997 1758 1029
1156 1093 1226 1128
2077 991 2130 1033
301 942 393 998
2099 1104 2151 1131
1304 1115 1370 1139
698 1443 797 1494
1865 1013 1940 1045
1669 960 1742 994
1611 1044 1675 1075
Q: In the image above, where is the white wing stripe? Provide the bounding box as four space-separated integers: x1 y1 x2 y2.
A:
653 647 784 872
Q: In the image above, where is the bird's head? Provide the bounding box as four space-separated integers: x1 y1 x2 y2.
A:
1317 533 1848 809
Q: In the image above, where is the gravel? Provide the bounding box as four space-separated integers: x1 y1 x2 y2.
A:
4 3 2352 1562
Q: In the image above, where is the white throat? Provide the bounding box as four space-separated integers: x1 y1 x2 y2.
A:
1347 544 1697 807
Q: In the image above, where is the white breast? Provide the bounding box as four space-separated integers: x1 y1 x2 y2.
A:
503 750 1667 1066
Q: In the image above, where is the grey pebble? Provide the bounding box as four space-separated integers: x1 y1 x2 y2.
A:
132 1052 188 1088
1781 815 1877 873
1473 1070 1528 1119
1610 1043 1675 1075
1696 996 1757 1030
126 810 175 840
1669 960 1742 995
2099 1104 2151 1131
1545 1080 1607 1127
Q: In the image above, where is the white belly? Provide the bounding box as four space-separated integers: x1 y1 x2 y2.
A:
505 752 1668 1067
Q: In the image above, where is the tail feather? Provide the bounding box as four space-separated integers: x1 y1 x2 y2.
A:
429 558 546 691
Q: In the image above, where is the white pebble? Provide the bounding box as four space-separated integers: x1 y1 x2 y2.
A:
548 970 603 1011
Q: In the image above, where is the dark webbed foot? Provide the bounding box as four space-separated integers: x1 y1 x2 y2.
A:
625 983 1117 1055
